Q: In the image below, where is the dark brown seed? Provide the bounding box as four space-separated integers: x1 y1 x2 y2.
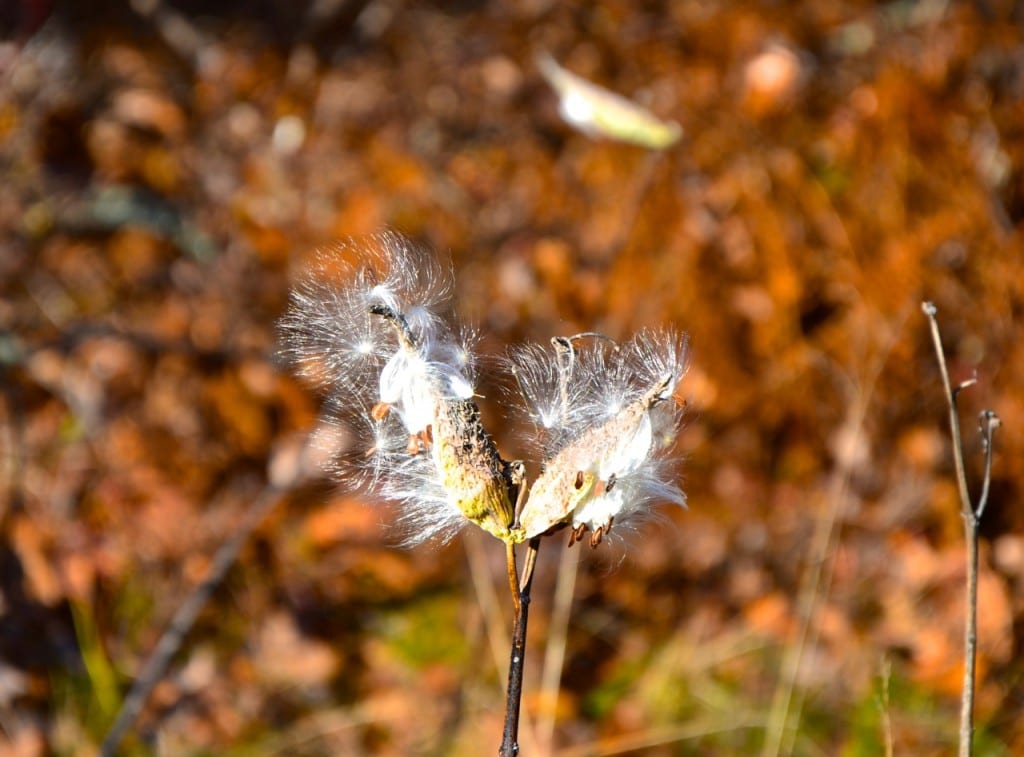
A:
573 524 586 545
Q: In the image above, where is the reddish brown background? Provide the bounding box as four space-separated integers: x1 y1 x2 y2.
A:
2 1 1023 754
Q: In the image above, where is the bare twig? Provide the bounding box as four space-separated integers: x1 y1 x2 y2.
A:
500 536 542 757
101 432 320 755
921 301 1000 757
763 306 905 757
507 542 522 616
537 541 579 752
763 396 869 756
464 531 514 674
557 717 765 757
100 482 284 756
879 658 894 757
976 411 999 519
465 532 539 755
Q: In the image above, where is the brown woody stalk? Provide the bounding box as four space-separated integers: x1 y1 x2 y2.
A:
921 301 1000 757
500 537 541 757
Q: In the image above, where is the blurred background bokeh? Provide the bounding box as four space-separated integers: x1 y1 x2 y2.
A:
2 1 1024 754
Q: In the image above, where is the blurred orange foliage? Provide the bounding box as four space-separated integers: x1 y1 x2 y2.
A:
1 1 1023 754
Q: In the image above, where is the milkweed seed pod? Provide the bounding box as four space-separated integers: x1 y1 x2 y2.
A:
279 232 518 544
431 398 524 542
512 330 688 546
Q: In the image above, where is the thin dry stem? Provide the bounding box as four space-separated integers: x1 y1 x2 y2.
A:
557 718 765 757
537 539 580 752
922 302 974 518
507 541 521 616
879 658 894 757
921 301 1000 757
464 533 537 756
520 538 540 593
500 537 542 757
762 307 903 757
976 411 999 519
101 483 285 756
762 408 863 756
464 531 515 678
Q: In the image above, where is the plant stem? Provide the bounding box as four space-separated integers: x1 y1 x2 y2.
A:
538 541 579 752
101 482 284 756
500 537 541 757
961 516 979 757
507 541 521 616
921 302 1000 757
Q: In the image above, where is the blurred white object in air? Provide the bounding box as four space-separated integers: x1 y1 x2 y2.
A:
537 53 682 150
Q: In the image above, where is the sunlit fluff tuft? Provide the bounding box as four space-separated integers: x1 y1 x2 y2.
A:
280 233 516 544
512 329 688 545
506 340 596 451
339 405 466 545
